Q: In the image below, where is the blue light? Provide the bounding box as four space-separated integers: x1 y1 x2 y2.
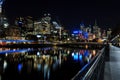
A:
72 52 74 56
18 63 22 72
84 50 89 57
80 23 85 27
79 30 82 34
79 54 82 61
73 30 83 34
83 32 88 39
73 30 79 34
73 54 78 60
0 40 34 43
0 49 32 54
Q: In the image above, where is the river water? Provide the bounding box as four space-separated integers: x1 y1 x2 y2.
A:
0 47 100 80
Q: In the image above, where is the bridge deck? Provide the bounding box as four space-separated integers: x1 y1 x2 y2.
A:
104 45 120 80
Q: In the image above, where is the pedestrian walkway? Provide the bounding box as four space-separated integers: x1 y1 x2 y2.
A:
104 45 120 80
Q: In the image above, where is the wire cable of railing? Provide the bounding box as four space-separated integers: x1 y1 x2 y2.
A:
82 48 105 80
71 47 105 80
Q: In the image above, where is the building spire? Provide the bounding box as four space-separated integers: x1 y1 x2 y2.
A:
94 19 97 26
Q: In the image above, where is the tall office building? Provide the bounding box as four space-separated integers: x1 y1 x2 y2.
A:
0 0 9 28
34 13 52 35
0 0 4 14
93 20 100 38
80 23 85 31
0 0 4 25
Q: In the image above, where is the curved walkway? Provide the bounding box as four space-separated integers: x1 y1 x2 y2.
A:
104 45 120 80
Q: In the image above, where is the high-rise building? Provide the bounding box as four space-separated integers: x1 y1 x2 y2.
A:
0 0 8 27
34 13 52 35
80 23 85 31
107 28 112 39
0 0 4 14
93 20 101 38
5 25 21 40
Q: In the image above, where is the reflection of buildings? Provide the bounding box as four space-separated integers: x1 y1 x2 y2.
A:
71 49 96 63
0 47 99 80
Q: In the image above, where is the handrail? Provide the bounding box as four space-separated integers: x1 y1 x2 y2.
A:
71 47 105 80
82 48 105 80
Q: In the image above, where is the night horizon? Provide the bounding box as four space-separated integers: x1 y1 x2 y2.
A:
2 0 120 29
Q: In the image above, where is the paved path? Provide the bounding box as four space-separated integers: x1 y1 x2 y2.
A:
104 45 120 80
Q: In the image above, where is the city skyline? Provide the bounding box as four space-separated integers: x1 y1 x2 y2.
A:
3 0 120 29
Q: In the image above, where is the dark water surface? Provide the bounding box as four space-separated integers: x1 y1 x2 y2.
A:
0 47 99 80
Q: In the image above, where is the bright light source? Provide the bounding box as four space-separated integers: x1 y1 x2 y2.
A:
3 60 7 69
37 52 40 56
67 38 70 41
4 23 9 28
37 35 41 38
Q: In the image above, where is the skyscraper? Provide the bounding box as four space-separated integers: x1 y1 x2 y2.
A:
0 0 4 14
0 0 9 28
93 20 100 38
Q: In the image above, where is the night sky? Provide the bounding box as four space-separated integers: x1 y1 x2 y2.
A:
3 0 120 29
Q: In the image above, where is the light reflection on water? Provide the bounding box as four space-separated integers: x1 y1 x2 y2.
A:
0 47 98 80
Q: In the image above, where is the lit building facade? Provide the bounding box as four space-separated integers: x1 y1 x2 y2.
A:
0 0 9 28
93 20 101 38
5 26 21 40
33 14 52 35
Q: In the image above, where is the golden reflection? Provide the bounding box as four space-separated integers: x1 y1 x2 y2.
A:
85 45 88 49
0 47 100 80
0 48 10 51
92 50 96 56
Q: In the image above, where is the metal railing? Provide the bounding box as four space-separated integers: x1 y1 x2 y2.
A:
72 47 105 80
110 34 120 47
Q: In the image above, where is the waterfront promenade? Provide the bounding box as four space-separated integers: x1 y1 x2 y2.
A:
104 45 120 80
